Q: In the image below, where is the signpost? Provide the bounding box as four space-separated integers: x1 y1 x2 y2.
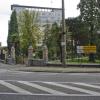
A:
61 0 66 65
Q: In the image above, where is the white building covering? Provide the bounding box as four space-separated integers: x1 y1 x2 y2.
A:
11 4 62 26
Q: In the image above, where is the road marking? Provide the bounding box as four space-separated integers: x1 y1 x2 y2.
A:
74 83 100 89
39 73 59 75
5 71 34 75
18 81 66 95
93 83 100 85
10 71 34 74
68 73 89 75
0 93 99 96
0 80 98 84
0 69 9 73
0 80 32 95
44 82 100 96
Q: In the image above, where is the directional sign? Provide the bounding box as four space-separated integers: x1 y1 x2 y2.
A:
77 46 84 53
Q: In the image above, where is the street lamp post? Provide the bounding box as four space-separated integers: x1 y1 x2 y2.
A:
61 0 66 65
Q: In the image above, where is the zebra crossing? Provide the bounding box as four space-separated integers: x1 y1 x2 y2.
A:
0 80 100 96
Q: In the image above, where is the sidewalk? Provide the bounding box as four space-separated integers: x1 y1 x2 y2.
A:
1 63 100 73
0 63 100 73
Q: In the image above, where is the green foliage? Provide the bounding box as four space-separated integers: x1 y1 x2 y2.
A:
66 17 89 45
7 10 18 44
78 0 99 25
78 0 99 45
7 10 20 57
65 0 100 61
44 23 61 60
78 0 100 62
35 48 43 59
8 10 18 35
18 10 42 56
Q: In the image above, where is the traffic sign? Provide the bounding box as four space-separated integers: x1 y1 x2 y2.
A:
77 46 96 54
83 46 96 54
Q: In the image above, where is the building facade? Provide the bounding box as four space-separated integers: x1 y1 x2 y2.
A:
11 4 62 26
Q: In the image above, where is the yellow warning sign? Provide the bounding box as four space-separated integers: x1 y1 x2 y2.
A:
83 46 96 54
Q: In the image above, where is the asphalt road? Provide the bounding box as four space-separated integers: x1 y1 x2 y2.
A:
0 63 100 100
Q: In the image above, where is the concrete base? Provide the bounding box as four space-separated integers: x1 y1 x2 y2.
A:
27 59 47 66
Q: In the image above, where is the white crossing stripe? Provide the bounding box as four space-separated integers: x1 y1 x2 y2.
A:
18 81 66 95
44 82 100 96
0 80 32 95
0 69 9 73
74 83 100 89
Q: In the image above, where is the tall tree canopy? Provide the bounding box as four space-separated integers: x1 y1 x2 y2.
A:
66 17 89 45
78 0 99 24
78 0 100 62
7 10 19 56
78 0 99 44
44 23 61 60
18 10 42 55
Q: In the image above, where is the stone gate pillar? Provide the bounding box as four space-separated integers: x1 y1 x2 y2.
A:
28 45 33 66
11 46 15 64
43 45 48 63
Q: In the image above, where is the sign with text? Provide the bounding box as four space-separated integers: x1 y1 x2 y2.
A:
77 46 84 54
77 46 96 54
83 46 96 54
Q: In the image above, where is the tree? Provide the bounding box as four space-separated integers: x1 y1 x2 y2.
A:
44 23 61 60
66 17 89 46
78 0 99 62
65 17 90 59
18 10 42 56
97 0 100 7
7 10 20 58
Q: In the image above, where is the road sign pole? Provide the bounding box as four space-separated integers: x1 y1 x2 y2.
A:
61 0 66 65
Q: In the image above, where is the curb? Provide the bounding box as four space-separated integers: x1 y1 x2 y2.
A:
17 67 100 73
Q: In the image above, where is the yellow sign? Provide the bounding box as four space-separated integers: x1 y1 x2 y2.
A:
83 46 96 54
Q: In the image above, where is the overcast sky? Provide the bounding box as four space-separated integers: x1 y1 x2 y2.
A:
0 0 80 46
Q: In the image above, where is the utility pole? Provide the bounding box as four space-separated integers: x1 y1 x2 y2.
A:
61 0 66 65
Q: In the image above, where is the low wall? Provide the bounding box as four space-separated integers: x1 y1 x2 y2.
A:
28 59 47 66
7 58 16 64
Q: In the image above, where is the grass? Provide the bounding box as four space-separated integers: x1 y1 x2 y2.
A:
48 57 100 64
